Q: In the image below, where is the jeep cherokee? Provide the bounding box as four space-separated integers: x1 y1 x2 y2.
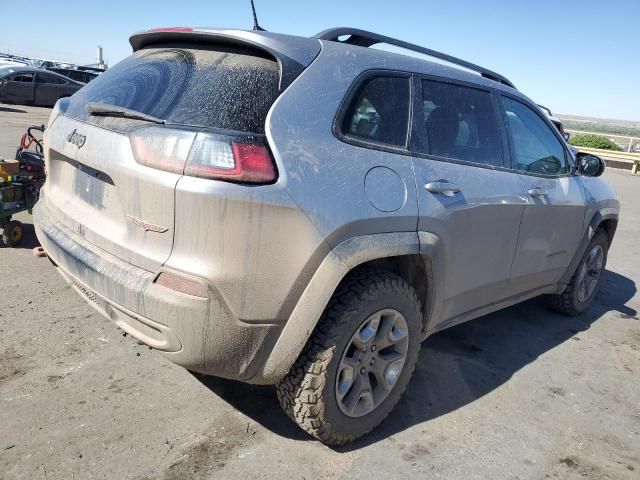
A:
34 26 619 445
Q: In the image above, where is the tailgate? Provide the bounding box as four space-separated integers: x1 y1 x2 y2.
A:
43 115 179 272
40 32 321 273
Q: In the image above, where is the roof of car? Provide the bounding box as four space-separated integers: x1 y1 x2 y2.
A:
130 27 533 103
316 27 515 88
130 27 517 92
50 67 97 74
0 65 84 84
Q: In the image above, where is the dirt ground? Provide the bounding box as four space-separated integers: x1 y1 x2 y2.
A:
0 103 639 480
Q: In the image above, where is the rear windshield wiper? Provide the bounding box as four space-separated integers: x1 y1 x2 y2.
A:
85 102 166 124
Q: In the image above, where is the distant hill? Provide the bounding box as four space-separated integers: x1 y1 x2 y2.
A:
557 114 640 138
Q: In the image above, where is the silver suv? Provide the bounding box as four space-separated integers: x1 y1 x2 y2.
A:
34 27 619 445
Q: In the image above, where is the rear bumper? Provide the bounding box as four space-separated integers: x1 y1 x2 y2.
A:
33 199 282 383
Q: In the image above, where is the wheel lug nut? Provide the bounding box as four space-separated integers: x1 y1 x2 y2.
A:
371 345 376 352
360 367 366 374
370 358 375 365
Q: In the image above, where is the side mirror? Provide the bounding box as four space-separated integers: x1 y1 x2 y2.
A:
563 132 571 142
576 152 605 177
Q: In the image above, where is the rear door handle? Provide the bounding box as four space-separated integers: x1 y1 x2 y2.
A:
527 187 546 197
425 180 461 195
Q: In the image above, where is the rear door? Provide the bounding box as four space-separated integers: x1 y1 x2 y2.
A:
4 72 35 103
499 95 587 293
411 78 527 323
35 72 68 106
44 44 282 272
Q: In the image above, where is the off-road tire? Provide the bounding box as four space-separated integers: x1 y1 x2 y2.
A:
547 229 609 316
2 220 23 247
276 271 422 445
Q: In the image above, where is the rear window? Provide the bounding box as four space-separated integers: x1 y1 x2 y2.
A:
65 45 279 133
37 73 66 84
340 75 410 147
69 71 96 83
418 80 503 167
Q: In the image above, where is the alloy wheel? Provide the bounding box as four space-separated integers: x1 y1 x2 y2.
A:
335 309 409 418
576 245 604 303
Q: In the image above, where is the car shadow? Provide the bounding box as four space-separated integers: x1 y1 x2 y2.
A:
0 220 40 250
0 106 27 113
193 269 637 449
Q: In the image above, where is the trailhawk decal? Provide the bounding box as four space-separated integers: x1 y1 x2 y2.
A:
125 215 169 233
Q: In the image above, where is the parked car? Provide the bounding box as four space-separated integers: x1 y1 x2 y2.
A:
47 67 100 84
0 53 30 69
34 26 619 445
0 66 83 107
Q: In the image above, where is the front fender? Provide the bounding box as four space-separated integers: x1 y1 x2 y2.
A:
559 207 619 285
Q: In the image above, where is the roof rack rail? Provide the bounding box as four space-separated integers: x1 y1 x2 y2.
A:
314 27 516 89
537 104 553 116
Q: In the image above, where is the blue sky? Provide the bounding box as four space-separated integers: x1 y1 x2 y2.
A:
1 0 638 120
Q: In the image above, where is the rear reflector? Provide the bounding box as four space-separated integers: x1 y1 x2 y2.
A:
155 272 208 298
129 127 277 184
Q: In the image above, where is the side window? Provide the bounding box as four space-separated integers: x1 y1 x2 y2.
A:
9 73 34 83
68 72 85 82
502 96 567 176
418 80 503 166
341 76 410 147
36 73 66 84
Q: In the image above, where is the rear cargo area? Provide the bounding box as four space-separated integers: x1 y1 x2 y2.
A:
42 42 283 272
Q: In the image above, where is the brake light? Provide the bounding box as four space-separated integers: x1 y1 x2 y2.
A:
129 127 277 184
149 27 193 32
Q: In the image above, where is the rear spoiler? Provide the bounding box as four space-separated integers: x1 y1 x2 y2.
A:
129 29 321 91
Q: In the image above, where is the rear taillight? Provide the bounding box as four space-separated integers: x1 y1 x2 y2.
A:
129 127 277 184
130 128 196 174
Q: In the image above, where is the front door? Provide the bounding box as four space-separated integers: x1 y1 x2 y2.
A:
412 78 527 324
499 95 587 294
5 72 35 104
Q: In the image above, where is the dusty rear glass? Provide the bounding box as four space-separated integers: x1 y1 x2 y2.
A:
64 45 279 134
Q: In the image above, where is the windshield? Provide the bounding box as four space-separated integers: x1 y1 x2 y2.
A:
65 45 280 134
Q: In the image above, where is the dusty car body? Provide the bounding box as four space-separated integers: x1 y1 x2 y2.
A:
34 27 619 444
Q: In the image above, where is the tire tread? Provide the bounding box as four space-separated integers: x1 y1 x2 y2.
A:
276 270 421 445
547 229 609 316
